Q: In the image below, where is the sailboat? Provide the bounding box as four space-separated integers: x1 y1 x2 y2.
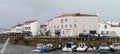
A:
0 38 10 54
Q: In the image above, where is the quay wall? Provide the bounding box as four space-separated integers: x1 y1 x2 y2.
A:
0 36 119 49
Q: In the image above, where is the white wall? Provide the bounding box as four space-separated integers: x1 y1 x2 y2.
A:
47 16 99 37
99 22 120 37
30 21 40 36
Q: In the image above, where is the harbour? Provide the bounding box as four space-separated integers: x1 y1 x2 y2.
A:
0 43 118 54
0 36 119 48
0 36 119 54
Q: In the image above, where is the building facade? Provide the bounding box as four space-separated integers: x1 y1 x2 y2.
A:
0 28 5 34
40 25 47 36
99 20 120 37
47 13 99 37
0 20 40 36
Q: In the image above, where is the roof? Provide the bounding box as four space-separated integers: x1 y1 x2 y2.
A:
11 23 23 28
47 13 98 22
40 25 47 28
55 13 98 18
100 22 120 27
0 28 4 31
24 20 37 24
48 19 53 22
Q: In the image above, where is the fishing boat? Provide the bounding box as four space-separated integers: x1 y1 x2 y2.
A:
62 42 76 52
87 45 96 51
110 43 120 52
98 43 110 53
32 44 53 53
76 43 87 52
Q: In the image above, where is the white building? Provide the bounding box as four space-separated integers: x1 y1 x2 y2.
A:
99 20 120 37
0 28 5 34
47 13 99 37
22 20 40 36
1 20 40 36
40 25 47 35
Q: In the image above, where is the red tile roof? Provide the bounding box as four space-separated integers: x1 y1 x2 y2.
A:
55 13 97 18
47 13 98 22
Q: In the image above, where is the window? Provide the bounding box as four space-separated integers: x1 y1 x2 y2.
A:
61 25 63 28
70 24 72 28
106 31 109 34
99 25 100 27
83 30 86 32
104 25 107 28
65 25 68 28
65 19 67 22
57 25 59 28
74 24 76 28
101 31 104 34
24 27 31 30
61 19 63 23
54 25 56 28
63 31 64 34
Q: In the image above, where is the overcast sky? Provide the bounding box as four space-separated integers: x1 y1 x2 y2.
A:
0 0 120 28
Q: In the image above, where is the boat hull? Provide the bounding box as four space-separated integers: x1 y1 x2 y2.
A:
62 48 73 52
87 47 96 51
76 48 87 52
99 49 110 53
110 48 120 52
32 49 42 53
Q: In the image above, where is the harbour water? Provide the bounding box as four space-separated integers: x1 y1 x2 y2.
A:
0 43 119 54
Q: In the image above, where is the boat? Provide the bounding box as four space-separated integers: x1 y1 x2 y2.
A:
98 43 110 53
62 42 76 52
45 43 53 51
87 45 96 51
110 43 120 52
76 43 87 52
32 44 53 53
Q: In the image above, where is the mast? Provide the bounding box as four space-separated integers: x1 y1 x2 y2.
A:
0 38 10 53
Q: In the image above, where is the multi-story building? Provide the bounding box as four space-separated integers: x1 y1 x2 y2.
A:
99 20 120 37
0 20 40 36
47 13 99 37
22 20 40 36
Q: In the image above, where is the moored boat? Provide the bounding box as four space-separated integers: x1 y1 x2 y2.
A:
32 44 53 53
76 43 87 52
98 43 110 53
87 45 96 51
110 43 120 52
62 42 76 52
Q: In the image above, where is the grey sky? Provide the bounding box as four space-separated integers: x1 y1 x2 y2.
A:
0 0 120 28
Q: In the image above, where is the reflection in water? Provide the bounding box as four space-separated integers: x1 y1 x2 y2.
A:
0 43 118 54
